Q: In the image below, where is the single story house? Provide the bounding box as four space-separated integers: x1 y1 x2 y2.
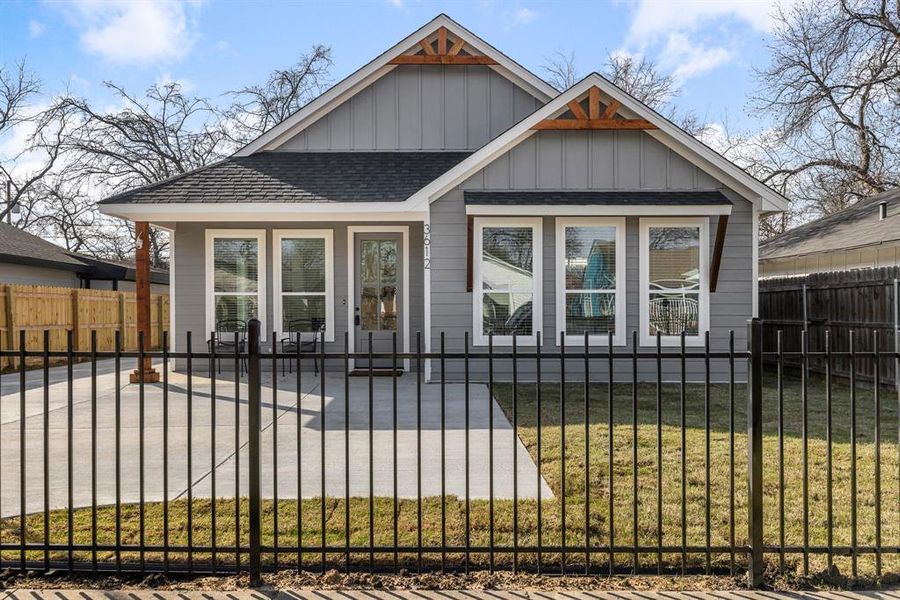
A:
99 14 788 380
760 188 900 278
0 222 169 292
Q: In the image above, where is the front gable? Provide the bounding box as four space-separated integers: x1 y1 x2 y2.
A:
277 65 543 152
410 74 790 213
237 15 556 156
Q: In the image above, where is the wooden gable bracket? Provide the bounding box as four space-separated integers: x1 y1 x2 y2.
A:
532 85 657 131
709 214 729 293
389 26 499 66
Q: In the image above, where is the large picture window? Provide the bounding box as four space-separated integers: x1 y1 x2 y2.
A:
205 230 266 337
273 230 334 343
473 217 542 345
639 218 709 346
555 218 625 345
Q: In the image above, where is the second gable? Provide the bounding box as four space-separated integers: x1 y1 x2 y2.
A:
275 65 545 152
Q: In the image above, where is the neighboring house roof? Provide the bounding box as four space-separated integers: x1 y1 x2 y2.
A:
0 222 168 284
408 73 790 213
234 14 557 157
760 188 900 261
0 222 90 271
464 190 733 206
98 152 471 205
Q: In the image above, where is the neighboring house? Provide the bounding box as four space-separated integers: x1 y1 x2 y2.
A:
0 222 169 292
98 14 788 380
760 188 900 278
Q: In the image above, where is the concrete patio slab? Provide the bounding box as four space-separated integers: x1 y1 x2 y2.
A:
0 360 553 518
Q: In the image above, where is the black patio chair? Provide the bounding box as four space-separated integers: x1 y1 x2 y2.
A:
280 318 325 376
208 318 248 375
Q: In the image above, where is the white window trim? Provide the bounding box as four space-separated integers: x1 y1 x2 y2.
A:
205 229 267 341
272 229 335 343
473 217 543 346
639 217 709 347
555 218 626 346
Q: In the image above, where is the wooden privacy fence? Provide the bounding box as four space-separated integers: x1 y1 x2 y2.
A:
0 283 169 369
759 266 900 383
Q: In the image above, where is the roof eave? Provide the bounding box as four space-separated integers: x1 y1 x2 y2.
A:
99 201 427 223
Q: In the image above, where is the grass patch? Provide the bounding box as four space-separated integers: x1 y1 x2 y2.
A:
0 372 896 580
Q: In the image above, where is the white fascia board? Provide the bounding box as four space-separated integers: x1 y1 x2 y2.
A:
99 202 426 223
465 204 732 216
234 14 555 157
408 73 789 213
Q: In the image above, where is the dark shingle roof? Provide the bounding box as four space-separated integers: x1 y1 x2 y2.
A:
0 222 89 270
0 223 168 283
464 190 732 205
760 188 900 260
99 151 472 205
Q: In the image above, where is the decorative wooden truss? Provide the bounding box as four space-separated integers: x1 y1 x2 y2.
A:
388 26 499 66
532 86 657 130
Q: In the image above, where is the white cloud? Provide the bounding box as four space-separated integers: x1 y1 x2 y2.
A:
510 7 537 27
662 33 732 80
56 0 198 66
28 20 46 39
626 0 786 44
388 0 404 7
619 0 789 82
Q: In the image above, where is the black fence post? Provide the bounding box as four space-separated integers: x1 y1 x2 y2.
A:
247 318 262 586
747 318 764 587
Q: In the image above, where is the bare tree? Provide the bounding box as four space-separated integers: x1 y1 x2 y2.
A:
604 53 678 109
0 61 72 224
541 50 579 91
224 44 333 144
753 0 900 218
0 61 40 133
58 81 229 191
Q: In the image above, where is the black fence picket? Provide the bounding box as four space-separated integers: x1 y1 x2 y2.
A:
0 317 897 586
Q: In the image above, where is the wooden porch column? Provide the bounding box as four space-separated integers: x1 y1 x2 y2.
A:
130 221 160 383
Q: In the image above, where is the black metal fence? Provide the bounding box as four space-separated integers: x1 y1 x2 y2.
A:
0 319 897 587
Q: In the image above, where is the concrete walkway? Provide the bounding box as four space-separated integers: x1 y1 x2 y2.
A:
0 360 552 518
1 590 897 599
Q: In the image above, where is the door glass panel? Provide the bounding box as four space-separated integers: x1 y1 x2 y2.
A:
360 285 380 330
359 239 399 332
380 241 397 284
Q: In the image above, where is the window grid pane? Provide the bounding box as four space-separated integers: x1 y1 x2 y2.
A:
565 226 616 291
214 238 259 293
483 292 533 337
648 226 700 290
215 294 258 324
565 292 616 336
281 238 325 293
482 226 534 291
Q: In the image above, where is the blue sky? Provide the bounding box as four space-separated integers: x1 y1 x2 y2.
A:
0 0 784 133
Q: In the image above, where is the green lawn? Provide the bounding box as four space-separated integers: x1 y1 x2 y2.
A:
1 372 897 579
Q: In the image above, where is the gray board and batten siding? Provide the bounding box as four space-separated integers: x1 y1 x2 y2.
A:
429 129 754 382
276 65 545 152
172 222 424 369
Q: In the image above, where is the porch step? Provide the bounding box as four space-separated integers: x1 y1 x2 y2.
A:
349 368 405 377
